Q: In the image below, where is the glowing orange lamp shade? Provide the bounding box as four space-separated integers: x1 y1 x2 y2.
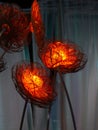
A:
29 22 34 33
31 0 45 49
12 62 56 107
0 3 29 52
40 41 87 73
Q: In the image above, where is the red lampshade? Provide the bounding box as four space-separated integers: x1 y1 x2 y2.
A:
0 3 29 52
31 0 45 49
40 41 87 73
12 61 56 107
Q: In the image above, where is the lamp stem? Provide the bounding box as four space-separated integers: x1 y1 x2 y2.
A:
28 31 35 128
19 100 28 130
0 42 13 60
0 28 6 37
58 71 77 130
0 51 6 60
46 70 56 130
0 27 7 60
46 105 51 130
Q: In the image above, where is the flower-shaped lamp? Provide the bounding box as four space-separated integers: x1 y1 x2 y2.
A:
0 3 29 52
39 40 87 130
12 61 56 107
40 41 87 73
31 0 45 49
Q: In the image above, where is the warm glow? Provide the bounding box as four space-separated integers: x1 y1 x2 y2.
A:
22 69 43 91
31 0 42 25
29 22 34 32
22 69 43 92
40 41 78 69
32 75 43 87
31 0 45 49
12 62 56 106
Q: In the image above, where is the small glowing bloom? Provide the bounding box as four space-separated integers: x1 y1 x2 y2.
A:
40 41 87 73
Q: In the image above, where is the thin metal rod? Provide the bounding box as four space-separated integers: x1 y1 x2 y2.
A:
27 29 35 128
28 31 35 128
0 44 12 61
58 71 77 130
46 71 56 130
19 100 28 130
46 106 51 130
30 103 35 128
0 28 6 37
0 51 6 60
0 28 7 62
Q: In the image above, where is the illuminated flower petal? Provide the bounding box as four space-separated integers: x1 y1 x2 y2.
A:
12 61 56 107
31 0 45 49
0 3 29 52
29 22 34 33
40 40 87 73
